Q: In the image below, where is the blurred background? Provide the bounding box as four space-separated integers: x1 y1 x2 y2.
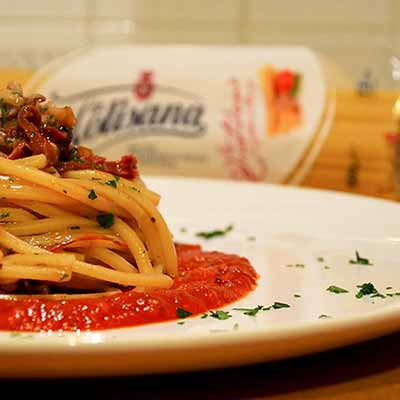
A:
1 0 400 200
0 0 398 89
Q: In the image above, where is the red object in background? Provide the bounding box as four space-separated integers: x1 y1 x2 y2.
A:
133 71 155 101
274 70 295 95
386 131 400 145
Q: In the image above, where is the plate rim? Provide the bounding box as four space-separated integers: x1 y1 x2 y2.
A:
145 174 400 208
0 177 399 377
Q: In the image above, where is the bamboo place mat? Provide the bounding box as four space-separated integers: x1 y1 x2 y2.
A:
0 69 32 89
302 89 400 201
1 69 399 201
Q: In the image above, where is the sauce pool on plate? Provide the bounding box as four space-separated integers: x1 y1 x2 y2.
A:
0 244 258 332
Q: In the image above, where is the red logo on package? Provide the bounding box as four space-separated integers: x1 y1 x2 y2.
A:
133 71 154 101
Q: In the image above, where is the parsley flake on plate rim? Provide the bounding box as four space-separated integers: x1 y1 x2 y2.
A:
326 285 349 294
355 282 385 299
232 305 264 317
195 224 234 240
318 314 332 319
209 310 232 320
349 251 373 265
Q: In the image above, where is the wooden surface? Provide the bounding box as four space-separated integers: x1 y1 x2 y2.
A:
302 89 400 201
1 70 400 398
0 68 32 88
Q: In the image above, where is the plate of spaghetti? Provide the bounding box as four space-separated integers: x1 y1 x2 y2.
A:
1 82 400 378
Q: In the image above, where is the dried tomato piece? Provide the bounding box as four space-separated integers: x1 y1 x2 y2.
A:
17 105 59 165
102 155 138 179
8 143 27 159
57 150 138 179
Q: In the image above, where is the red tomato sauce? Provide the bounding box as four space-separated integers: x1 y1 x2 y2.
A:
0 244 258 332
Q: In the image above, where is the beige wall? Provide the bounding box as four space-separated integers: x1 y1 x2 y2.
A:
0 0 398 89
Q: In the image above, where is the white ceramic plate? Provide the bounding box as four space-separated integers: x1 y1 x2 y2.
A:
1 177 400 378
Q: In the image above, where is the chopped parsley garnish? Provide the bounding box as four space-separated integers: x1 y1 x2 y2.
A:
200 313 208 319
96 213 114 228
9 332 33 339
88 189 97 200
355 282 384 299
294 294 301 298
371 293 386 298
180 227 187 233
324 265 331 270
317 257 324 262
0 212 10 219
327 285 349 294
349 251 372 265
177 321 185 325
0 102 8 124
318 314 332 319
9 332 23 338
233 305 264 317
386 292 400 297
386 286 393 290
233 302 291 316
210 310 231 320
176 307 192 319
114 175 120 181
105 179 117 188
195 224 233 239
69 226 80 230
286 264 305 268
268 302 290 310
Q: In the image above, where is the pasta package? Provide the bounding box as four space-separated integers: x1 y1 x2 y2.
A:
25 45 335 185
